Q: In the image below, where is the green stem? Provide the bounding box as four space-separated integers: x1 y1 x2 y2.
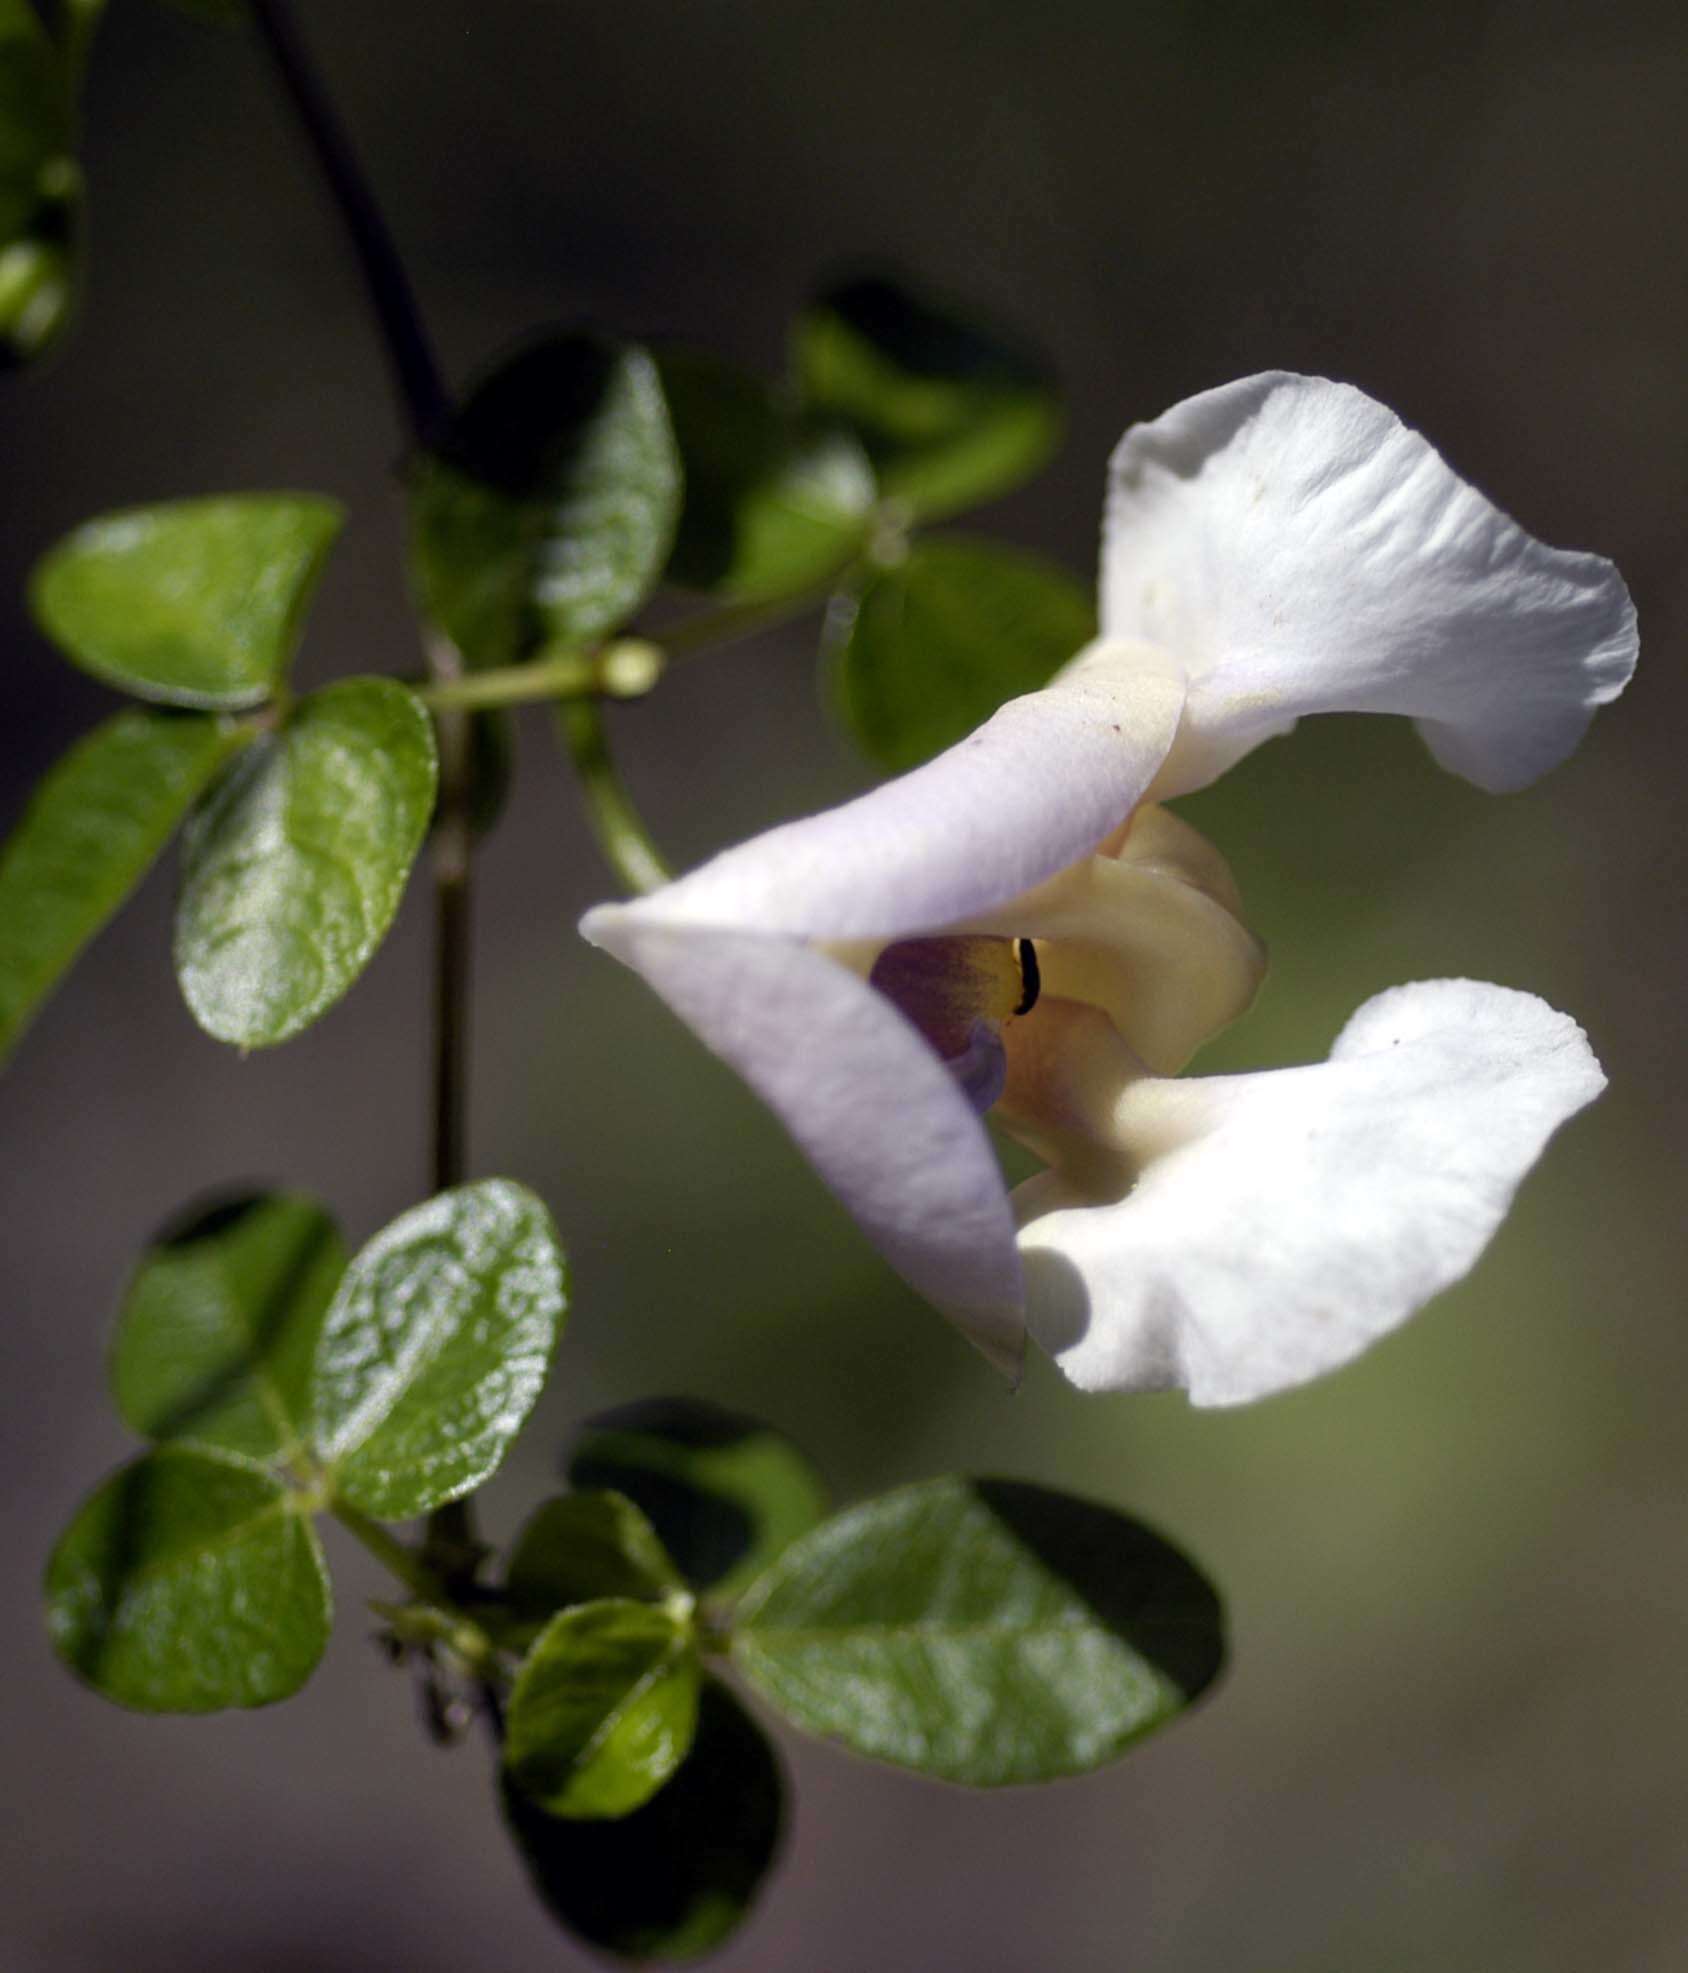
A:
660 575 852 662
333 1505 500 1673
557 700 672 896
419 639 663 714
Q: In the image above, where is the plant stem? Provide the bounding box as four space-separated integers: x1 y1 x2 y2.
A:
557 700 672 895
660 576 851 662
418 639 664 714
332 1504 499 1672
248 0 450 447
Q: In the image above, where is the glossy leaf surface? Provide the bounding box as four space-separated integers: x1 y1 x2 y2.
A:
504 1679 783 1961
0 709 238 1065
660 351 873 602
505 1598 700 1820
568 1397 828 1598
44 1446 330 1711
733 1477 1224 1784
410 334 680 666
795 276 1060 520
832 534 1096 771
174 678 437 1047
110 1192 345 1461
506 1492 684 1626
31 495 343 708
312 1180 568 1520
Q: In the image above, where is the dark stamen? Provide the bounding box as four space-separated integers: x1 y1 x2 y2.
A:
1013 938 1041 1017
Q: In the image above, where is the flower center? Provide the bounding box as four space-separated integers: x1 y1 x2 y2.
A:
868 935 1040 1113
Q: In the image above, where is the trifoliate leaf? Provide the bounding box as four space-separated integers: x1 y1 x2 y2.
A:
733 1477 1224 1785
659 350 873 603
794 275 1061 520
503 1679 784 1961
312 1179 568 1521
110 1191 345 1461
0 709 241 1066
173 677 437 1047
505 1598 700 1820
506 1492 685 1627
410 334 680 667
568 1398 828 1598
831 534 1096 771
44 1446 330 1711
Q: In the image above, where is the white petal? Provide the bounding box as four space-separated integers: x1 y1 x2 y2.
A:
607 648 1185 941
582 912 1026 1378
1097 374 1637 794
1017 980 1606 1406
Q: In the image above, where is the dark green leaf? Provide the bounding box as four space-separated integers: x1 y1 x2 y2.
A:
174 677 437 1047
506 1492 685 1627
504 1679 784 1961
0 0 79 366
410 334 680 667
110 1191 345 1461
44 1446 330 1711
0 709 239 1066
733 1477 1224 1785
312 1179 568 1520
568 1398 828 1598
794 276 1061 521
832 535 1096 771
506 1598 700 1820
659 350 873 603
31 495 343 709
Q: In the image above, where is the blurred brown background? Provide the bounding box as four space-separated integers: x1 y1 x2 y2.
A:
3 1 1685 1967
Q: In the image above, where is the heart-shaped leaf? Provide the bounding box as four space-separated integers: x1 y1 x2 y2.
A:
31 495 343 709
174 677 437 1047
312 1179 568 1520
733 1476 1224 1785
44 1446 331 1711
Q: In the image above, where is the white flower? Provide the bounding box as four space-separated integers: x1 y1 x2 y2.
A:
583 374 1634 1401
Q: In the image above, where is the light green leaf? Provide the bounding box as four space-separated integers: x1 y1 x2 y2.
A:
0 709 240 1066
733 1477 1224 1786
659 350 874 603
410 334 681 667
505 1598 700 1820
110 1192 345 1461
174 677 437 1047
0 0 79 366
832 534 1096 771
568 1398 828 1598
794 276 1061 521
503 1678 783 1961
43 1446 331 1712
312 1179 568 1521
31 495 344 709
506 1492 685 1628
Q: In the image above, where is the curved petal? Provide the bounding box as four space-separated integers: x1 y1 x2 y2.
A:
1096 374 1637 795
582 911 1026 1377
1016 980 1605 1405
611 648 1185 941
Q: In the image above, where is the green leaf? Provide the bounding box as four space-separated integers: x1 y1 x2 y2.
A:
568 1398 828 1598
503 1679 783 1961
659 350 874 603
110 1192 345 1462
832 535 1096 771
732 1477 1224 1786
31 495 344 709
507 1492 685 1627
410 334 680 668
0 709 239 1066
0 0 79 366
44 1446 331 1712
506 1598 700 1820
794 276 1061 521
312 1179 568 1520
173 677 437 1047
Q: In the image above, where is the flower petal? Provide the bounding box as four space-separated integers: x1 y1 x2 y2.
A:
608 648 1186 941
581 911 1026 1377
1016 980 1605 1405
1097 374 1637 795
